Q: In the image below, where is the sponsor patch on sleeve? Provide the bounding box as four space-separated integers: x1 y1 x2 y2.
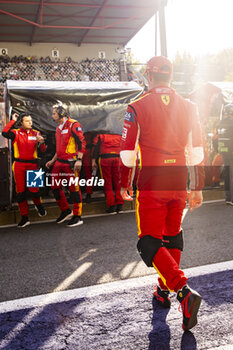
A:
76 127 82 131
124 111 135 122
122 127 128 140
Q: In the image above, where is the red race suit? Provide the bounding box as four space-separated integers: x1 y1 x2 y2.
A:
83 132 95 195
93 134 124 208
120 87 204 292
2 119 46 216
51 117 85 216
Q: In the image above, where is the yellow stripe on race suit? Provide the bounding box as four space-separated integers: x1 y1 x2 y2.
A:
74 169 80 192
135 190 141 237
12 160 16 180
152 261 173 292
98 158 103 179
137 144 142 170
130 92 151 105
12 161 18 192
135 144 142 237
66 136 76 154
74 169 82 216
13 142 19 159
67 120 80 154
77 202 82 216
33 148 38 159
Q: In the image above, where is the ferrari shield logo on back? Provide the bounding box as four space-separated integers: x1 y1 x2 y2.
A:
161 95 170 105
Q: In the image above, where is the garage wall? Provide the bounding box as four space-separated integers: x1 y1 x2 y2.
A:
0 43 124 61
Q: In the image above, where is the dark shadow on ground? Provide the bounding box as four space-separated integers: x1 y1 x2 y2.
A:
0 298 85 350
148 298 170 350
0 269 232 349
181 331 197 350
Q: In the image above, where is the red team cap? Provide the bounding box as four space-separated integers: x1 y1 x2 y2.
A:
146 56 172 76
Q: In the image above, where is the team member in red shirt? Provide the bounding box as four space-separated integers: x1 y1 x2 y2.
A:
46 105 85 227
92 133 124 213
120 56 205 331
2 112 47 228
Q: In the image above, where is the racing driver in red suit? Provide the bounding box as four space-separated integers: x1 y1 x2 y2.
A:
46 105 85 227
2 112 47 228
120 56 205 331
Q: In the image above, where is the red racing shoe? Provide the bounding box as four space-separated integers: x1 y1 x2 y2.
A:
153 285 171 308
177 285 202 331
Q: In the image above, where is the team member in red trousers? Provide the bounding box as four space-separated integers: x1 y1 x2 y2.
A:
46 105 85 227
120 56 205 331
2 112 47 228
92 133 124 213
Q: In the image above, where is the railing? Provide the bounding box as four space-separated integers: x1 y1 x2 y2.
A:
0 59 121 98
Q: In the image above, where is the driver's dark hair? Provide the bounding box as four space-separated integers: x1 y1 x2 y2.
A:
18 112 31 125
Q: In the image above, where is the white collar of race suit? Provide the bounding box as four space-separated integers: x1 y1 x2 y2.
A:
58 117 68 130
